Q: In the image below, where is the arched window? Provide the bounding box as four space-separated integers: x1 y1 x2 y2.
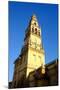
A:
38 31 40 36
34 22 36 26
32 27 34 33
35 28 37 34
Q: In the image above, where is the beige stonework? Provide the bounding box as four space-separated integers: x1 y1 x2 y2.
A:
12 15 45 88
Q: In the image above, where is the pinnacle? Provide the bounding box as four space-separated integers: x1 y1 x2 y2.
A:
31 14 37 20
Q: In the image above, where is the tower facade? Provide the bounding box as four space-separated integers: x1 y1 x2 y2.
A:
24 15 45 76
12 15 45 87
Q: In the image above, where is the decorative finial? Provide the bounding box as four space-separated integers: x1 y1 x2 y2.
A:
31 14 37 20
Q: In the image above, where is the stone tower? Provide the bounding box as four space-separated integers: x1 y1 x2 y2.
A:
24 14 45 76
12 15 45 87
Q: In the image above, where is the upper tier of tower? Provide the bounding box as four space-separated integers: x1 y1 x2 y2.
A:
29 14 39 27
24 14 41 41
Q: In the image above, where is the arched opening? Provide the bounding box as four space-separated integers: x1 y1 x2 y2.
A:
32 27 34 33
35 28 37 34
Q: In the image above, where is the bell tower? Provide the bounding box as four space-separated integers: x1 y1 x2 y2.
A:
12 15 45 87
24 14 45 77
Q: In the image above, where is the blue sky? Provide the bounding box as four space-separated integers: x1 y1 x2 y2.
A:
9 1 58 81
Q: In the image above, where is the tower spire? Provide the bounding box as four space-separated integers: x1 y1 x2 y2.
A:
31 14 37 20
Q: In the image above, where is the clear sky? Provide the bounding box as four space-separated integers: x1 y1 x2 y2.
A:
9 1 58 81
